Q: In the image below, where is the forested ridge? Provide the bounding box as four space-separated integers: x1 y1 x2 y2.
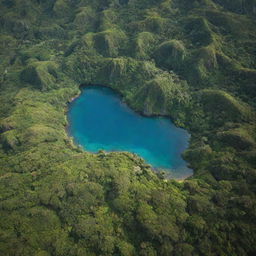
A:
0 0 256 255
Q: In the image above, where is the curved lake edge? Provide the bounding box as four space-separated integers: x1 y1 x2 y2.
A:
66 84 193 180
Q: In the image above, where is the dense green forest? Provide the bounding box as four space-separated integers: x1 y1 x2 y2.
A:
0 0 256 255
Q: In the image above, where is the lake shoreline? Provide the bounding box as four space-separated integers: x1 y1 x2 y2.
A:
65 84 193 181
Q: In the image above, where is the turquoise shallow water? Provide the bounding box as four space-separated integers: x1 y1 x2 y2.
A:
68 86 192 178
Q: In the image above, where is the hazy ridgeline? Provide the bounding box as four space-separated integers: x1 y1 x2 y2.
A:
0 0 256 255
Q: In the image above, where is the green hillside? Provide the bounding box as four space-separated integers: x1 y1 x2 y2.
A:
0 0 256 255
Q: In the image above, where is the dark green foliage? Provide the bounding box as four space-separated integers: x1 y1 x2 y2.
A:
20 61 59 91
0 0 256 255
214 0 256 15
133 32 156 59
217 126 255 150
154 40 186 71
93 29 127 57
198 89 254 124
184 16 215 47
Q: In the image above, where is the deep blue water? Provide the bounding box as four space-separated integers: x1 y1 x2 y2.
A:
68 86 192 178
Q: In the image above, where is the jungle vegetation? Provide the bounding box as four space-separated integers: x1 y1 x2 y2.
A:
0 0 256 255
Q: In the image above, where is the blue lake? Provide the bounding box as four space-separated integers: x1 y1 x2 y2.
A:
68 86 192 178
